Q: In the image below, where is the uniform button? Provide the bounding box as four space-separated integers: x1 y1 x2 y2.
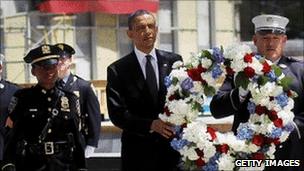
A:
279 145 283 148
48 108 51 112
48 129 52 133
85 114 88 117
64 115 68 120
31 114 35 118
47 97 51 101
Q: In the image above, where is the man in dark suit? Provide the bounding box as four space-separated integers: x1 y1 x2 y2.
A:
210 14 304 170
55 43 101 158
2 44 86 171
106 10 182 171
0 54 19 160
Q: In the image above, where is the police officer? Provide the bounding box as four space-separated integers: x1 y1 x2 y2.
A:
55 43 101 158
1 44 87 171
210 14 304 171
0 54 19 160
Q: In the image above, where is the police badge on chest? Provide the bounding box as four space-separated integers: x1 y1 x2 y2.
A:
60 96 70 112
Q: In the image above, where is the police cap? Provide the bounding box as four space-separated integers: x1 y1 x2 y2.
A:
252 14 289 35
55 43 75 59
24 44 61 66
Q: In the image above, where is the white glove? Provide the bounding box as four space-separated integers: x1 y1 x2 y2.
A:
238 87 249 102
85 146 95 158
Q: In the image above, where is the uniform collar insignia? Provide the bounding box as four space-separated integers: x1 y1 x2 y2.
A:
41 89 47 94
279 64 287 69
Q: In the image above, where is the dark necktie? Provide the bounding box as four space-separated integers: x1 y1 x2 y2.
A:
59 79 65 88
145 55 158 104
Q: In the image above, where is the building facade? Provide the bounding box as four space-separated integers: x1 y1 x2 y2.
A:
0 0 303 83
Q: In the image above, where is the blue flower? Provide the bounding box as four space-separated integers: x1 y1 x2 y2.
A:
275 93 289 107
212 47 224 63
202 152 220 171
283 123 295 132
247 101 256 114
172 125 182 135
211 65 223 79
181 77 194 91
254 54 262 60
237 124 254 140
164 76 172 88
266 70 277 82
170 138 189 151
269 128 282 138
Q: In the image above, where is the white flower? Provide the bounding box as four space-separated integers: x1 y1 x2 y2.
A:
172 60 184 69
180 146 199 161
201 58 212 69
217 154 235 171
267 144 276 159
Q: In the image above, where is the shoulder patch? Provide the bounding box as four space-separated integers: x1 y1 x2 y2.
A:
287 56 302 62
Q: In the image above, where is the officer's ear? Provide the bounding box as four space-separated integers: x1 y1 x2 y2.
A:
31 66 37 76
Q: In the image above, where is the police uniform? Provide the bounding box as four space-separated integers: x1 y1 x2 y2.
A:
55 43 101 148
2 45 87 171
210 15 304 171
0 79 19 160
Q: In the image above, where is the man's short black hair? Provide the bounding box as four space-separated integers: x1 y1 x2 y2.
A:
128 9 154 30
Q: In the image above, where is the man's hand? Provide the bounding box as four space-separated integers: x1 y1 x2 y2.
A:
150 119 174 139
238 87 249 102
5 117 13 128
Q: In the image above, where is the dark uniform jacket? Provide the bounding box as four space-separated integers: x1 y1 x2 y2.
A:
106 49 182 171
3 85 86 171
60 74 101 147
0 79 19 160
210 56 304 170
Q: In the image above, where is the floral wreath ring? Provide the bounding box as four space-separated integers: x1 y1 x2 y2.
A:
159 44 297 170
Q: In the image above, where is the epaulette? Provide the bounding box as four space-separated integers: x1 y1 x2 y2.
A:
286 56 303 63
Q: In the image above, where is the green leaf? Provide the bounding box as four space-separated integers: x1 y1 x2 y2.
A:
172 77 179 86
235 72 250 89
201 50 212 60
204 85 216 96
192 101 202 111
272 65 282 77
280 76 293 90
257 75 269 86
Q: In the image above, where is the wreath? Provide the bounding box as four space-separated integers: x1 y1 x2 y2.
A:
159 44 297 170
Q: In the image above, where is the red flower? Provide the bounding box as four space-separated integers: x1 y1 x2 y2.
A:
244 53 253 63
267 110 278 121
274 118 283 128
196 157 206 167
217 144 229 154
187 65 207 82
207 127 217 140
226 67 235 76
252 152 265 160
255 105 267 115
164 106 171 116
168 94 176 101
265 137 281 145
252 134 264 146
244 66 255 78
262 61 271 74
287 90 292 97
195 148 204 157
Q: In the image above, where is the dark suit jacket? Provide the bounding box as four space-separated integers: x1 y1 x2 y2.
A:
61 74 101 147
210 56 304 169
0 79 19 160
106 49 182 171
